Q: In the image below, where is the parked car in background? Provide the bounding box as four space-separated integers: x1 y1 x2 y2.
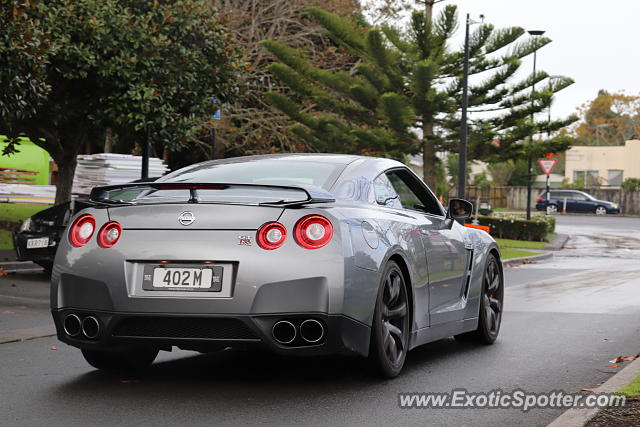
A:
13 199 93 272
535 190 621 215
13 179 156 272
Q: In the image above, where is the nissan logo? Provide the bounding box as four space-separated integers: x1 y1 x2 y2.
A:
178 211 196 226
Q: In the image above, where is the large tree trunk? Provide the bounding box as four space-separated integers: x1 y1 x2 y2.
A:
422 121 438 189
420 1 438 190
54 152 78 205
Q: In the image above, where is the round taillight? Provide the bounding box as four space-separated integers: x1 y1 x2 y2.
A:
68 214 96 247
97 222 122 248
294 215 333 249
257 222 287 250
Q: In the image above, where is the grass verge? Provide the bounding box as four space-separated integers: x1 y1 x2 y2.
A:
500 247 539 260
619 375 640 397
0 230 12 250
496 238 547 250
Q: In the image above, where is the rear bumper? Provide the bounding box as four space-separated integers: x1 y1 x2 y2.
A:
13 230 58 263
51 309 370 357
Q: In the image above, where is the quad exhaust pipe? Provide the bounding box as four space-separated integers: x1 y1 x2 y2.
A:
63 314 101 340
272 319 325 345
63 314 81 337
299 319 325 343
272 320 297 344
81 316 101 340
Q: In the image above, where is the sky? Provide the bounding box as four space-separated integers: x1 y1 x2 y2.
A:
436 0 640 120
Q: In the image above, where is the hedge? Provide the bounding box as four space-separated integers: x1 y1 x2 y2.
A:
467 215 555 241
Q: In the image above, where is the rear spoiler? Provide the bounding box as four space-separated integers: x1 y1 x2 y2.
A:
89 182 335 208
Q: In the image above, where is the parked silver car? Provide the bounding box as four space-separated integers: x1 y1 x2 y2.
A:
51 154 503 377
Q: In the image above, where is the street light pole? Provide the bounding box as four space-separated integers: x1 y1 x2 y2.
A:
525 30 545 220
458 13 483 200
458 13 471 200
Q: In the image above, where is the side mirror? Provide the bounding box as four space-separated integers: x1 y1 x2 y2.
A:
446 198 473 224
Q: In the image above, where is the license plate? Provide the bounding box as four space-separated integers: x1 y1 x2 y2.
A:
27 237 49 249
142 264 223 292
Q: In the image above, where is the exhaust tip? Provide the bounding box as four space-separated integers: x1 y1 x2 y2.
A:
63 314 82 337
300 319 325 343
272 320 296 344
81 316 101 340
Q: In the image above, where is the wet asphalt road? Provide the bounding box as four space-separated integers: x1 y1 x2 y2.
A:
1 215 640 427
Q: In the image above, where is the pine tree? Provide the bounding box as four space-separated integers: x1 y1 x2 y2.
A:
261 5 577 189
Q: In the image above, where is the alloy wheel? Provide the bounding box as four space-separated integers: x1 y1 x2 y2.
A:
380 268 409 366
482 257 503 339
595 206 607 215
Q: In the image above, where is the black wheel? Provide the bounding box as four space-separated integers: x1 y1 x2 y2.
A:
81 348 159 372
369 261 410 378
455 254 503 344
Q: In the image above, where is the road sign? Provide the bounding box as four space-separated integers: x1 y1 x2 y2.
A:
537 158 558 175
211 96 221 120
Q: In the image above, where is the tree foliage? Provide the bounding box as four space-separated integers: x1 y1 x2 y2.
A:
262 5 577 188
572 90 640 145
208 0 361 158
1 0 238 203
0 0 53 130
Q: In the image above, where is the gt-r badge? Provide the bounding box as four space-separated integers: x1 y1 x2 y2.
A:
178 211 196 226
238 236 252 246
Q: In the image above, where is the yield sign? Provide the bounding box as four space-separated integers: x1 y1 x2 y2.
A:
538 158 558 175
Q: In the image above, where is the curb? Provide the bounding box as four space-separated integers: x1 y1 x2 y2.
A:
547 356 640 427
544 233 570 251
502 252 553 267
0 324 56 345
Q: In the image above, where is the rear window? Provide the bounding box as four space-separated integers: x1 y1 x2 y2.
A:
118 159 344 205
162 159 343 189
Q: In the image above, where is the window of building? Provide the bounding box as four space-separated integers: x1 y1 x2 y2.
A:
573 170 599 186
607 170 623 187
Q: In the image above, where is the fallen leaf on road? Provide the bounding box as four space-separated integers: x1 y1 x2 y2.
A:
622 356 636 361
607 365 622 368
50 346 57 351
597 370 619 374
1 310 15 314
581 388 599 392
119 379 140 384
610 356 625 363
0 268 6 277
522 259 537 264
10 283 16 287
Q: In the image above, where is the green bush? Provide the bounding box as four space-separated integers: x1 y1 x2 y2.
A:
622 178 640 191
468 215 555 241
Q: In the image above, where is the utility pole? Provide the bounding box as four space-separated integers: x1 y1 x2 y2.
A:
141 126 150 179
526 30 545 220
458 13 471 200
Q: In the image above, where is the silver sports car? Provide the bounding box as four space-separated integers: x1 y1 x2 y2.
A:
51 154 503 377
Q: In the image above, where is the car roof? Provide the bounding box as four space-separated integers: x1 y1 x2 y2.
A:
194 153 367 167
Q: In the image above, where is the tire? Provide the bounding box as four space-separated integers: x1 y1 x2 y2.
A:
81 348 159 372
595 206 607 215
369 261 410 378
546 204 558 215
455 253 503 344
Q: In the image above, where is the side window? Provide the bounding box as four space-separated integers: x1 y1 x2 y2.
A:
385 169 443 216
573 193 588 201
373 174 402 209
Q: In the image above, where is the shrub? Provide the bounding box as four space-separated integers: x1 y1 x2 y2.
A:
622 178 640 191
468 215 555 241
